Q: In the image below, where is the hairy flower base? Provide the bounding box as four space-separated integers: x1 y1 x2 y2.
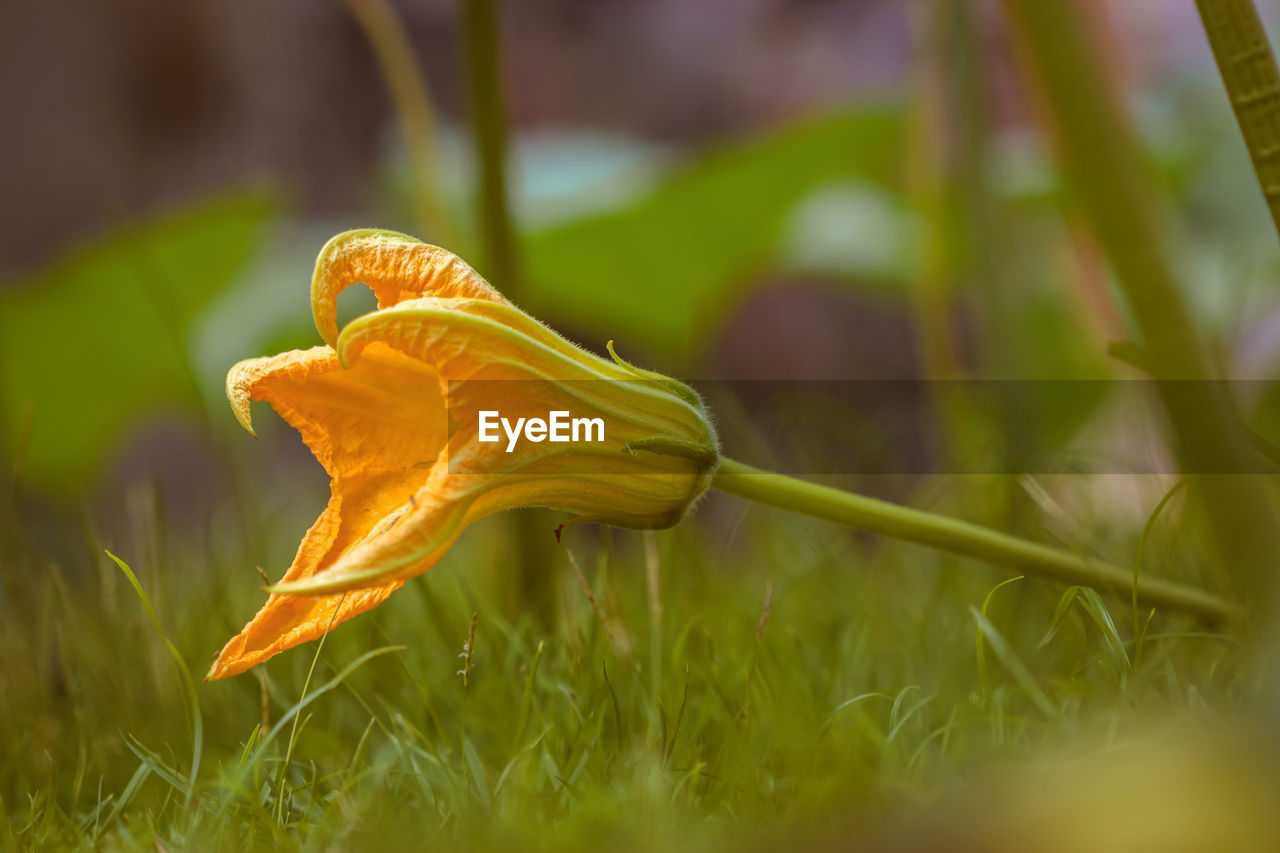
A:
208 230 718 679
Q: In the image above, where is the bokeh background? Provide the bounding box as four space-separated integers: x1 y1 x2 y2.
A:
5 0 1280 511
5 1 1280 850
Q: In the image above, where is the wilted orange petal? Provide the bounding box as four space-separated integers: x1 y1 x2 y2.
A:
209 341 452 680
206 501 404 680
227 344 446 478
275 475 637 595
310 230 505 348
267 467 489 595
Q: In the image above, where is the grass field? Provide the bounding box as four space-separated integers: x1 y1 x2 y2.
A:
1 462 1246 851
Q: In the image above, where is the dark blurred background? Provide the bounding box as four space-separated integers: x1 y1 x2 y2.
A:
3 0 1280 538
1 0 912 276
4 0 1260 276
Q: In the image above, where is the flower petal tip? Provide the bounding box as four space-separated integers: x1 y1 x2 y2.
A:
205 654 239 682
233 408 258 439
225 361 260 437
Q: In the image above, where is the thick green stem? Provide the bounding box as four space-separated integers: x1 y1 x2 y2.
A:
1000 0 1280 617
712 457 1239 625
907 0 961 383
462 0 521 297
460 0 549 618
1195 0 1280 239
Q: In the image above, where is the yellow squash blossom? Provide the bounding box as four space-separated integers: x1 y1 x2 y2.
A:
208 229 718 680
208 232 1236 680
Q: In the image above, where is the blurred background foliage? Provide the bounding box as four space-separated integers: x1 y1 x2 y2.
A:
6 0 1279 501
4 0 1280 850
4 1 1280 497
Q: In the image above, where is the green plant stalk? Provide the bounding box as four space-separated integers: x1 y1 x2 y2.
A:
1000 1 1212 379
462 0 520 297
1195 0 1280 238
712 458 1239 625
460 0 552 617
346 0 455 244
907 0 1009 499
1000 0 1280 616
907 0 963 383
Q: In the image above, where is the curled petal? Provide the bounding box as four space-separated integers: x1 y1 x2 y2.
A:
337 298 713 439
339 296 628 380
210 342 454 680
310 229 505 348
225 344 446 478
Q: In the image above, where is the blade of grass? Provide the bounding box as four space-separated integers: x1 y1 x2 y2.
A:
276 592 347 824
977 576 1024 694
215 644 405 821
1133 481 1187 663
821 692 894 734
98 764 150 841
121 735 188 798
1039 586 1082 650
514 640 545 747
1074 587 1132 680
970 606 1056 716
105 551 202 808
461 737 492 811
887 689 936 744
644 531 663 703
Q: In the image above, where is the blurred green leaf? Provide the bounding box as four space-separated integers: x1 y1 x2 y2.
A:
0 190 277 490
523 108 905 362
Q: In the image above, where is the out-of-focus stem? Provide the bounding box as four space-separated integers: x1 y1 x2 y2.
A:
999 1 1280 618
1001 2 1210 379
1195 0 1280 239
460 0 547 616
908 0 961 382
346 0 455 245
462 0 521 297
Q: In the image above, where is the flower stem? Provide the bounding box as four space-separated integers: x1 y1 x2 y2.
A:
711 458 1239 625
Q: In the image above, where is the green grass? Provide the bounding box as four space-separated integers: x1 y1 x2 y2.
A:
0 471 1244 851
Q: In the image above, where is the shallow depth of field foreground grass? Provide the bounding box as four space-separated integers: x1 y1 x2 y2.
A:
1 468 1260 851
